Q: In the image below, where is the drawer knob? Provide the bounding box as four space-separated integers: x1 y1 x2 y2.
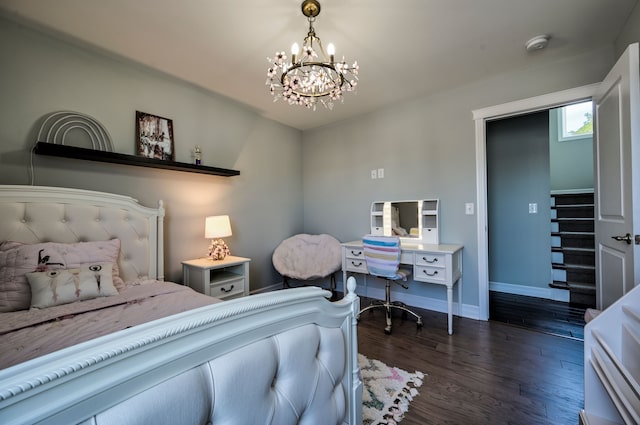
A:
423 270 438 276
423 257 438 263
220 285 235 293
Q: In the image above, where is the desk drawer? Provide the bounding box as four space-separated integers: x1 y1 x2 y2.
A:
345 247 365 259
415 253 446 268
415 265 446 283
345 258 368 273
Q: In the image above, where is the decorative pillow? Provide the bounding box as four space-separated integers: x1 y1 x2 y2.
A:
0 239 124 312
26 263 118 308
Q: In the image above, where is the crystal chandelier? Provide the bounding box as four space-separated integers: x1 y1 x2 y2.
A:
266 0 359 110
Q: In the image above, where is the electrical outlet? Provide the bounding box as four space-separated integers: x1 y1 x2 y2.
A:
371 169 377 179
377 168 384 179
529 203 538 214
465 203 474 215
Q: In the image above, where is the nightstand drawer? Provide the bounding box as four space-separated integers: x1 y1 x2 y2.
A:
210 275 244 299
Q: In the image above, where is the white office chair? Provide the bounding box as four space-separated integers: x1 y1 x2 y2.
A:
358 235 423 334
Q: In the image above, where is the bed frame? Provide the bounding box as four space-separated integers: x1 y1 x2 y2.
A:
0 185 362 425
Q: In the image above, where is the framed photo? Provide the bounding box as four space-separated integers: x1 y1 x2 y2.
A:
135 111 174 161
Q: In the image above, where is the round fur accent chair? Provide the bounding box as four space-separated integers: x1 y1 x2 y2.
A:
272 234 342 297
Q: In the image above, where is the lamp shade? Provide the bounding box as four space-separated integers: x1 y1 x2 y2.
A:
205 215 232 239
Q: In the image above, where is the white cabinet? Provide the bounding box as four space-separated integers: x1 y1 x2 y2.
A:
182 256 250 300
420 199 439 244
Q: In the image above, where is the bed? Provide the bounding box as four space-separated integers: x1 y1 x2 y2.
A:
0 185 362 425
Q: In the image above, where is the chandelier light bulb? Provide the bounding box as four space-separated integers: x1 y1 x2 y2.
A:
266 0 359 111
327 43 335 62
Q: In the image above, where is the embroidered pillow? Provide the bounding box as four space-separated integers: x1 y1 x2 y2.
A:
26 263 118 308
0 239 124 312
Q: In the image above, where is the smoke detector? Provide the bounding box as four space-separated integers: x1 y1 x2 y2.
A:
525 35 550 51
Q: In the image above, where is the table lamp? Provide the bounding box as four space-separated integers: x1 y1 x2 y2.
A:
205 215 232 260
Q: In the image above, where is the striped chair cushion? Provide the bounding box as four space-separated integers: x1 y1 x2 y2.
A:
362 236 410 280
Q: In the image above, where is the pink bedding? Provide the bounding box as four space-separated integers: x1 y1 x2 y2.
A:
0 281 220 369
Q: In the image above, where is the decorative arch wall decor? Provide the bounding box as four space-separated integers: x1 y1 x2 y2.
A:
37 110 114 151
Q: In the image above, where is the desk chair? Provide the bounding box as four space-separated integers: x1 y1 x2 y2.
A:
358 235 423 334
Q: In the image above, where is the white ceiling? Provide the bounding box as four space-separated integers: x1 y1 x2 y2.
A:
1 0 637 130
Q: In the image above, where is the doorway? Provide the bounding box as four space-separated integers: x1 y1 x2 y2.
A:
472 84 600 321
485 105 594 336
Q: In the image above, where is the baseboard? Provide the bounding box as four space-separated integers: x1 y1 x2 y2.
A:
249 282 283 295
267 280 481 321
342 281 481 321
490 281 570 302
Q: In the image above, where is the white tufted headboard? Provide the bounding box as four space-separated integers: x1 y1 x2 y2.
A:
0 185 164 282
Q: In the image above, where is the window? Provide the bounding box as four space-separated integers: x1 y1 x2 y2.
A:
559 101 593 141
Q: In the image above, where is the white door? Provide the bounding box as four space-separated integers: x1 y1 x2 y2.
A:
594 42 640 310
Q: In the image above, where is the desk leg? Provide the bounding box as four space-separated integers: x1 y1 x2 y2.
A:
447 285 453 335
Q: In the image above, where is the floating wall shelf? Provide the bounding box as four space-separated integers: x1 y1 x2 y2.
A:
34 142 240 177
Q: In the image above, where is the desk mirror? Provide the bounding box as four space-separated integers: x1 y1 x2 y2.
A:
370 199 439 244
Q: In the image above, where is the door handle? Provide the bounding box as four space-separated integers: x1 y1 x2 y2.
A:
611 233 633 245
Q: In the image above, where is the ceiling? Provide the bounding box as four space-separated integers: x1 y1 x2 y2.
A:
0 0 637 130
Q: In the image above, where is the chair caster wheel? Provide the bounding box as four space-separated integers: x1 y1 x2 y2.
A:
417 319 423 328
384 327 392 335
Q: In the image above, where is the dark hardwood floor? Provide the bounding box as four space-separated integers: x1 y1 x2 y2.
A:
356 298 584 425
489 291 587 341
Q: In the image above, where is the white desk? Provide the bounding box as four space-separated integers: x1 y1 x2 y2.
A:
342 241 463 334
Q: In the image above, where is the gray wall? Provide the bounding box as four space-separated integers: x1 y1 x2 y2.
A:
616 1 640 57
302 46 616 314
549 108 594 191
487 112 551 290
0 17 303 289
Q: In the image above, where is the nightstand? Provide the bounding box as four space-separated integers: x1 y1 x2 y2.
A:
182 256 251 300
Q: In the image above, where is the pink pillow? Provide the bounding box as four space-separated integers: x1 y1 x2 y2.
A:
0 239 124 312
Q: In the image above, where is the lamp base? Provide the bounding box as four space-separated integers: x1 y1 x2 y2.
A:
208 238 230 260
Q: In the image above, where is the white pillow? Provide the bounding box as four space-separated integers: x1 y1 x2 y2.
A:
0 239 124 312
26 263 118 309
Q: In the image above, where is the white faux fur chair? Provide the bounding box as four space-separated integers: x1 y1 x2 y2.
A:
272 234 342 298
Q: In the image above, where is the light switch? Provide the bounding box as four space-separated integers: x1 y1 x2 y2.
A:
465 203 474 215
377 168 384 179
371 169 377 179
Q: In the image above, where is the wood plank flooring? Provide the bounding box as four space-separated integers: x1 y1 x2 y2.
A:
489 291 587 340
356 298 584 425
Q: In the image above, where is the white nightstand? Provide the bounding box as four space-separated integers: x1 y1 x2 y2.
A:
182 256 251 300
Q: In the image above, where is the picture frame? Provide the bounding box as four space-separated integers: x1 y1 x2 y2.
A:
135 111 175 161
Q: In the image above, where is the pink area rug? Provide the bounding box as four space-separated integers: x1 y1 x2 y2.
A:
359 353 425 424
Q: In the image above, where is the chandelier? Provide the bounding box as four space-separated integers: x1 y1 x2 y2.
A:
266 0 359 110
